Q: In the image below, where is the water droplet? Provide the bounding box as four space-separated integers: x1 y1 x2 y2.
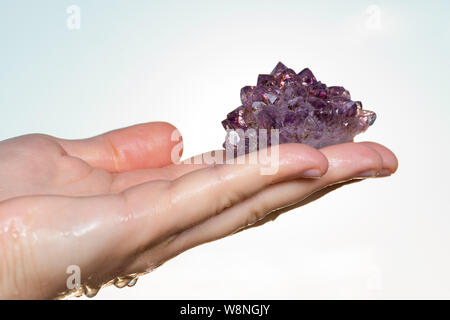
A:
73 287 85 298
114 276 134 288
127 277 138 287
84 284 100 298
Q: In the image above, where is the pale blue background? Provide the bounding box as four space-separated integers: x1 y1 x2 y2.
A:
1 1 449 298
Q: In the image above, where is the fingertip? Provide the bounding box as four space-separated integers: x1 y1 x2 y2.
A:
357 141 399 175
320 142 384 177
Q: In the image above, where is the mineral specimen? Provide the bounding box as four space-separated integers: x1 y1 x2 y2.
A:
222 62 376 153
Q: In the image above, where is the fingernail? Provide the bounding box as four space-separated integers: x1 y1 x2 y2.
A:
301 169 323 178
357 170 378 178
377 169 392 177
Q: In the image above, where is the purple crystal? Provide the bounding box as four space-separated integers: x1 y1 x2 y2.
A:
222 62 376 152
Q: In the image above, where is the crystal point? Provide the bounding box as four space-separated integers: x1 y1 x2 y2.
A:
271 62 288 76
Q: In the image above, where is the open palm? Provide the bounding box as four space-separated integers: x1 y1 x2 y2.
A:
0 122 397 299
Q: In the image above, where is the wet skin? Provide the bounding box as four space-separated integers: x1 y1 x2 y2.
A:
0 122 398 299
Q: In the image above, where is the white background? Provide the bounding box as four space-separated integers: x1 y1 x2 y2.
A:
1 1 449 299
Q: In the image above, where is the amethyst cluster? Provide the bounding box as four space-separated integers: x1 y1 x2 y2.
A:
222 62 376 152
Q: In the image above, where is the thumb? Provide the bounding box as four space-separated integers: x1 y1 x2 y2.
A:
57 122 183 173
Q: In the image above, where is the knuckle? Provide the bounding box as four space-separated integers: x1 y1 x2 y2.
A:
211 165 246 213
246 198 271 226
219 188 245 213
211 164 227 184
19 134 57 151
165 179 179 209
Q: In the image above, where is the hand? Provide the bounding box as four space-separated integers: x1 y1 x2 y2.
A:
0 122 398 299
